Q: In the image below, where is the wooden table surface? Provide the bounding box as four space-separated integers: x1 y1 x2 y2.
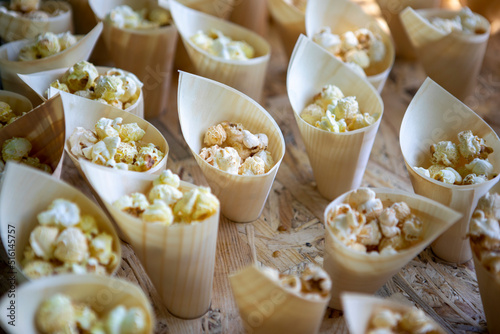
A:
2 0 500 333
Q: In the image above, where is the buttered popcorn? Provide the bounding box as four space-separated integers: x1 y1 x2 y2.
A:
300 84 379 132
36 293 148 334
21 199 118 279
114 169 219 225
414 130 495 185
50 61 143 110
0 137 51 174
366 306 445 334
190 29 255 60
106 5 172 29
0 101 26 127
326 188 423 254
1 0 68 19
68 117 164 172
430 7 486 35
199 121 275 175
18 31 77 61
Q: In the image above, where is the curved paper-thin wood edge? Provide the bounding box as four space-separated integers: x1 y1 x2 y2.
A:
0 274 154 334
341 293 446 334
80 160 220 319
0 94 64 178
230 264 330 334
177 71 285 222
399 7 447 47
400 77 500 263
305 0 395 92
0 1 73 42
18 65 145 118
170 0 271 102
267 0 306 59
60 91 168 179
0 162 122 283
0 90 32 114
287 35 383 200
323 187 461 309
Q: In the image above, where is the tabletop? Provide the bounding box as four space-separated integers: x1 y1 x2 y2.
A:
1 0 500 333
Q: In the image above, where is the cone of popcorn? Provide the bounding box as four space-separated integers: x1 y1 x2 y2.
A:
305 0 395 93
0 274 154 334
267 0 306 59
0 94 64 178
342 293 447 334
59 91 167 180
0 23 103 106
400 7 490 101
80 161 220 319
460 0 500 30
0 162 122 284
375 0 440 59
400 78 500 263
178 72 285 223
0 0 73 42
18 61 145 118
323 187 461 309
88 0 178 118
170 0 271 102
230 264 331 334
229 0 269 36
287 35 383 200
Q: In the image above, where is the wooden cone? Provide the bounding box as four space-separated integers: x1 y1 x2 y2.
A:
323 187 461 309
59 91 167 178
342 293 446 334
229 0 269 36
305 0 395 93
0 1 73 42
88 0 178 119
80 161 220 319
0 274 154 334
267 0 306 59
178 72 285 222
400 7 490 101
0 94 64 178
229 265 330 334
0 163 122 282
170 0 271 103
0 23 103 106
18 65 144 117
287 35 383 201
400 78 500 263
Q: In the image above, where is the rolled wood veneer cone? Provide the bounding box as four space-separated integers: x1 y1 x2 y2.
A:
170 0 271 103
18 64 145 118
80 161 220 319
287 35 383 201
400 7 490 101
230 265 330 334
0 162 122 282
305 0 395 93
89 0 178 119
178 72 285 223
399 78 500 263
323 187 461 309
0 274 154 334
267 0 306 59
0 94 64 178
0 23 103 106
229 0 269 36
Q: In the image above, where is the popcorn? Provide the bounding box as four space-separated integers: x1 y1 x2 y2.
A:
2 137 31 161
149 184 183 206
430 7 486 34
367 307 444 334
29 226 58 260
430 141 459 166
62 60 99 92
191 29 255 60
95 76 126 102
10 0 39 12
239 156 265 176
174 187 219 223
90 232 115 265
142 200 174 225
54 227 89 263
19 31 76 60
106 5 171 29
36 294 77 334
153 169 180 188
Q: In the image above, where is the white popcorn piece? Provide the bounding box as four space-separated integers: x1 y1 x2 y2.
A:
204 124 227 147
95 75 126 102
173 187 219 223
113 192 149 216
378 208 400 238
254 150 275 173
142 200 174 225
29 226 58 260
463 173 488 185
68 127 98 159
37 199 80 227
458 130 491 160
57 31 77 50
23 260 54 279
370 308 401 329
54 227 89 263
239 156 266 176
90 137 121 165
149 184 183 206
74 303 98 330
414 166 430 178
430 141 459 166
341 31 359 51
133 143 164 171
153 169 181 188
327 204 365 243
465 158 493 177
402 215 423 241
191 29 255 60
345 49 370 69
36 294 77 334
214 146 241 174
2 137 31 161
119 123 145 143
311 27 342 55
90 232 115 265
357 220 382 246
62 60 99 92
95 117 122 139
432 167 462 184
35 32 61 58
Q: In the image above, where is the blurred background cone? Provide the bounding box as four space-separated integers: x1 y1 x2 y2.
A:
268 0 306 60
229 0 269 37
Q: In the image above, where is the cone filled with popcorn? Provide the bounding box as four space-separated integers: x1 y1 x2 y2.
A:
88 0 178 118
342 293 447 334
178 72 285 223
60 90 167 179
305 0 395 93
400 78 500 263
230 264 331 334
80 161 220 319
400 7 490 101
267 0 306 59
0 274 154 334
323 187 461 309
170 0 271 102
460 0 500 31
18 61 145 117
0 94 64 178
0 23 103 106
0 162 122 283
287 35 383 200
